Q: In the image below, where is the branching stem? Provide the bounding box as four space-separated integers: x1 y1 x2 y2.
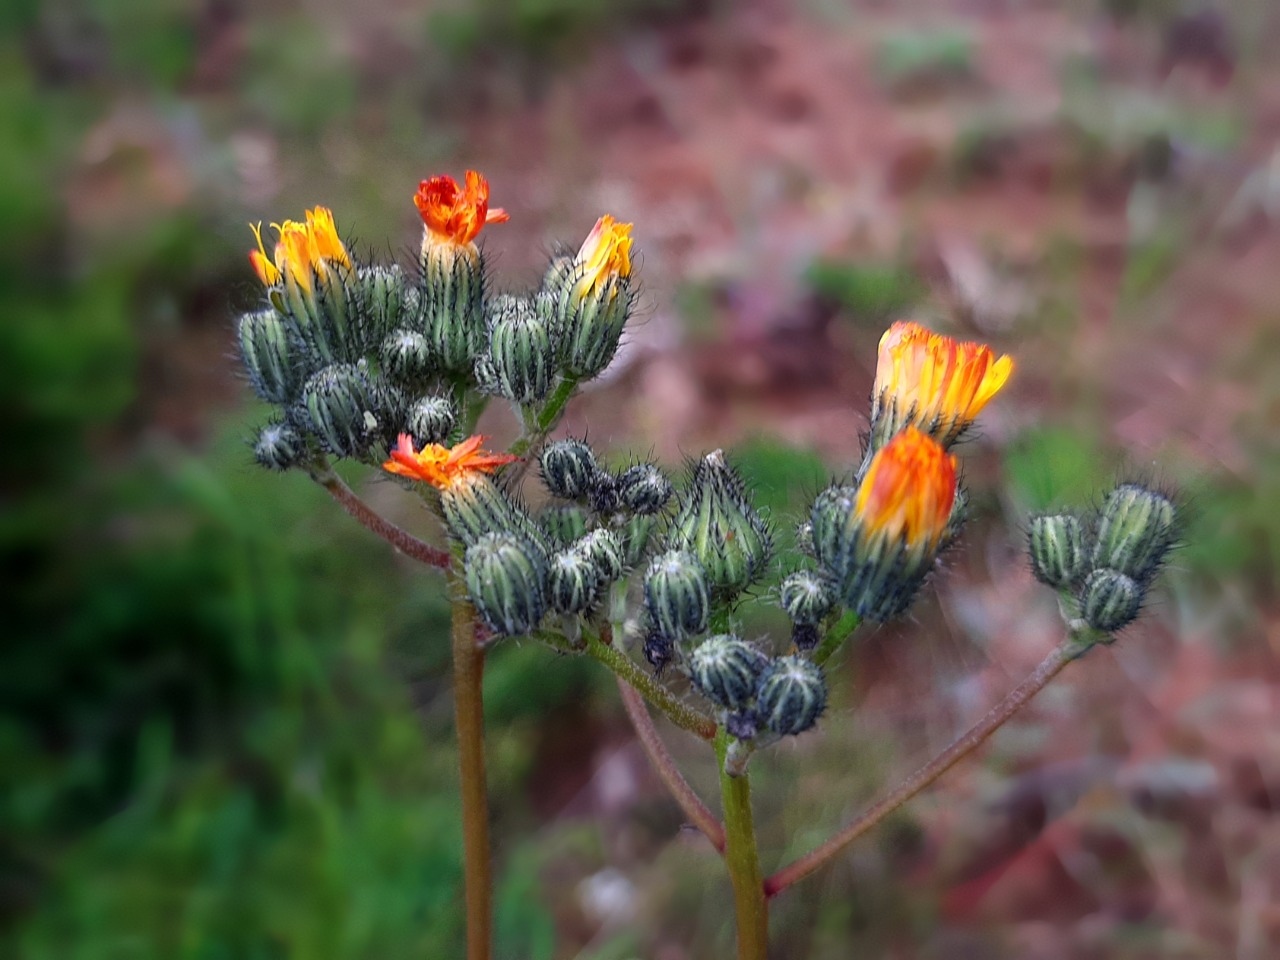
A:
311 466 450 569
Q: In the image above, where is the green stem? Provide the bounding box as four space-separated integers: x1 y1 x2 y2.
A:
449 573 493 960
507 376 579 471
812 610 860 667
583 629 717 740
764 636 1087 898
716 729 769 960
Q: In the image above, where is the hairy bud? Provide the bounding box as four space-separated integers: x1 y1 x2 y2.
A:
1080 568 1143 633
539 504 590 546
298 363 377 458
543 216 635 379
540 439 602 501
689 635 769 712
548 548 603 616
238 309 300 404
643 550 710 642
755 656 827 737
621 514 659 569
486 296 556 404
422 242 484 372
464 532 547 636
616 462 674 515
253 420 305 471
1092 483 1177 584
779 570 837 626
359 264 409 345
1029 513 1088 588
381 329 435 386
573 528 625 584
405 395 456 447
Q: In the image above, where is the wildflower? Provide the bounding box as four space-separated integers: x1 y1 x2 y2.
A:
414 170 509 251
249 206 351 289
870 321 1013 449
383 434 517 490
571 215 633 300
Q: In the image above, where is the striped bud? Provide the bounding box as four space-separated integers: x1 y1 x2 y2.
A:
1080 567 1143 633
381 329 435 386
298 363 377 458
539 504 589 547
1029 513 1088 588
540 439 601 501
548 548 603 615
617 462 674 515
755 656 827 737
464 531 547 636
643 550 710 642
544 216 635 379
689 635 769 712
573 528 625 584
440 473 549 560
1093 483 1177 584
780 570 837 626
666 450 773 601
238 309 300 404
253 420 305 471
422 242 484 372
621 514 659 569
359 265 409 346
406 395 456 447
486 296 555 404
291 259 360 365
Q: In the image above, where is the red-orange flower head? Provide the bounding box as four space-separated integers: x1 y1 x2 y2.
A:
810 427 958 622
414 170 509 251
871 321 1014 449
383 433 517 490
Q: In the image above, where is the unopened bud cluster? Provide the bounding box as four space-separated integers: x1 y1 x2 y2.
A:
1028 482 1178 635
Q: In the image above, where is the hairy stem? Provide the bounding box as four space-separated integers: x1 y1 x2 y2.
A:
506 376 580 483
584 629 717 740
450 576 493 960
717 729 769 960
311 466 450 569
812 611 861 666
617 676 725 852
764 640 1080 898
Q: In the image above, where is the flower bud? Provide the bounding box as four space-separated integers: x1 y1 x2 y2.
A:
441 472 548 559
253 420 306 471
381 329 435 386
298 363 377 458
779 570 837 626
238 309 300 404
545 215 635 379
1080 567 1143 633
485 296 556 404
359 264 410 345
794 520 815 557
666 450 773 601
464 531 547 636
621 514 659 569
573 528 625 584
540 439 602 501
1028 513 1088 588
1092 483 1177 583
616 462 674 515
548 548 603 615
689 635 769 712
539 504 589 546
755 656 827 737
643 550 710 642
422 241 484 372
405 394 456 447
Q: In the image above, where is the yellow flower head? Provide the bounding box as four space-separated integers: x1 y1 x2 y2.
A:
382 434 518 490
249 206 351 289
414 170 509 249
573 215 633 299
872 321 1013 447
855 427 957 552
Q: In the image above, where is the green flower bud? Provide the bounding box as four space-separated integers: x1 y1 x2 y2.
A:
548 549 602 615
666 450 773 601
543 217 635 379
689 635 768 711
298 363 377 458
1093 483 1177 583
780 570 836 626
422 242 484 372
1080 567 1143 633
464 531 548 636
381 329 435 386
621 514 659 569
359 264 409 345
440 473 548 559
406 395 456 446
291 257 361 365
572 528 625 584
755 656 826 737
538 504 590 547
238 309 300 404
1028 513 1088 588
809 485 857 573
643 550 710 641
540 439 601 501
617 463 674 515
253 420 305 471
486 296 556 404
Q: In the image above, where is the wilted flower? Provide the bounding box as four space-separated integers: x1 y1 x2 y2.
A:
870 321 1013 449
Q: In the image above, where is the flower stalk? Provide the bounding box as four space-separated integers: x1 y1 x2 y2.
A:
716 728 769 960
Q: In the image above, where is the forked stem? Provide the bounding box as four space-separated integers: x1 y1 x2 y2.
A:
764 639 1082 897
717 729 769 960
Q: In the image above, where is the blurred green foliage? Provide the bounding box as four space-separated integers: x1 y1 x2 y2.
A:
805 258 925 325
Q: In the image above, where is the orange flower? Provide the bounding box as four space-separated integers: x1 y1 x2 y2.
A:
872 321 1013 446
414 171 509 247
855 427 957 552
249 206 351 288
574 215 633 299
383 434 518 490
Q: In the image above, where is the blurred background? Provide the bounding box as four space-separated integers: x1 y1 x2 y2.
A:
3 0 1279 957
